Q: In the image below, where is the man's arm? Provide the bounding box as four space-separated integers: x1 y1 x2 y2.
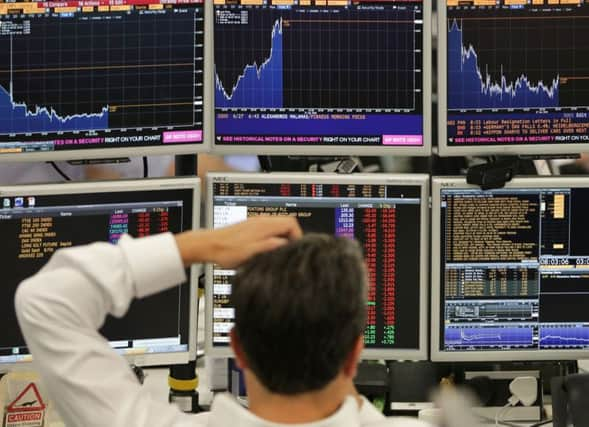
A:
15 217 301 427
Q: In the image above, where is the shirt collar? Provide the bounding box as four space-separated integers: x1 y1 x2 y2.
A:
207 393 362 427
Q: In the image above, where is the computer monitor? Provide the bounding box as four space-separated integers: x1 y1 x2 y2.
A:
205 173 429 360
0 0 208 162
212 0 431 156
0 178 199 372
432 176 589 362
437 0 589 156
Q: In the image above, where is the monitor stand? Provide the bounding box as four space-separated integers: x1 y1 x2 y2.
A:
466 157 518 190
466 154 582 190
168 361 200 413
387 361 449 416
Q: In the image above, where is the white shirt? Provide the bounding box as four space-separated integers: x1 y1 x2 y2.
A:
15 233 430 427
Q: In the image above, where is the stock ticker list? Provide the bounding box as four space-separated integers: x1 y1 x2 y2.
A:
212 182 422 350
16 209 173 259
0 192 193 362
444 193 539 263
1 200 183 291
443 192 540 300
17 216 72 260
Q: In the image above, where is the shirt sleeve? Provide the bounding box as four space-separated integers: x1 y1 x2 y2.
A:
14 233 199 427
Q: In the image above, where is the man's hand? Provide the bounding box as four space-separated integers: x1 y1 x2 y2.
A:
175 216 303 268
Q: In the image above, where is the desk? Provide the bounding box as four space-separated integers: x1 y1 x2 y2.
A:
144 368 555 427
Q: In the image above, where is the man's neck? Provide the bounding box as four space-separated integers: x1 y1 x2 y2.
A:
246 376 356 424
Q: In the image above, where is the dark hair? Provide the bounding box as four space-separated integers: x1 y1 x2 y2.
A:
231 233 367 395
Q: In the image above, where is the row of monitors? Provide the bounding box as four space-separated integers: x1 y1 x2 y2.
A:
1 0 587 161
3 173 589 372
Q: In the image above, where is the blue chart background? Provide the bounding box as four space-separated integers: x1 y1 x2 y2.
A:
445 326 534 348
540 326 589 348
216 113 422 137
215 18 283 109
0 85 109 134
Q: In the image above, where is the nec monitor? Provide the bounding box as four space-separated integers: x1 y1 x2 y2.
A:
212 0 431 156
0 0 208 162
205 173 429 360
432 176 589 362
437 0 589 156
0 178 199 371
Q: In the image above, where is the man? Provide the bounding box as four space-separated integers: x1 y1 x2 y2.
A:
15 217 429 427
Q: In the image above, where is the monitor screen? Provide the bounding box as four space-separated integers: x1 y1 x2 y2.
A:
206 173 428 360
0 179 198 370
212 0 431 156
433 177 589 361
438 0 589 156
0 0 206 161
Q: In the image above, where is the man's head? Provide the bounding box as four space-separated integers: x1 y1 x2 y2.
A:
230 233 367 395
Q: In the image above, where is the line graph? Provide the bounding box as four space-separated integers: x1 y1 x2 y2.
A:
0 62 194 75
448 20 559 110
0 8 202 137
214 6 421 111
1 34 108 134
445 326 534 348
215 18 283 109
540 325 589 348
0 84 108 134
446 7 589 112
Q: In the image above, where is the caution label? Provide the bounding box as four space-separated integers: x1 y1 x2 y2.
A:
4 383 46 427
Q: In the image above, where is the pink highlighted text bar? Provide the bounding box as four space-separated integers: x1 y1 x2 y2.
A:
163 130 202 144
382 135 423 146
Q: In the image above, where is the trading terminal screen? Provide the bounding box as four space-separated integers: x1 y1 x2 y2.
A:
440 186 589 353
0 188 194 365
211 179 422 351
214 0 425 149
0 0 204 157
445 0 589 148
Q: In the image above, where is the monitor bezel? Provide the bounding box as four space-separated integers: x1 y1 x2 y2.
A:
431 176 589 362
205 172 430 361
436 1 589 157
210 1 432 156
0 177 200 372
0 1 211 163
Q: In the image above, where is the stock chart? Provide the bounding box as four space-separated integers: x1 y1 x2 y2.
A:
0 0 204 156
214 0 425 148
446 0 589 148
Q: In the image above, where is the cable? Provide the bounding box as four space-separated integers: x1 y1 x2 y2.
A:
479 415 520 427
496 402 513 426
48 161 71 181
529 420 552 427
142 156 149 178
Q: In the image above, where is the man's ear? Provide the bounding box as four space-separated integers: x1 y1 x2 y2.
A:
230 328 249 370
342 336 364 379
